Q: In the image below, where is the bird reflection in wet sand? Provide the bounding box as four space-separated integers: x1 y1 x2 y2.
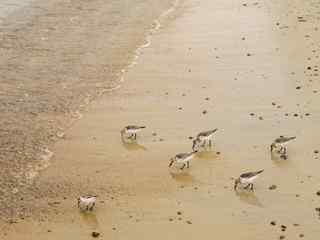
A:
235 190 263 207
80 211 99 229
121 141 147 151
169 171 195 184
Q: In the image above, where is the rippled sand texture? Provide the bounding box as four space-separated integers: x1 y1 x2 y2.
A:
0 0 172 218
3 0 320 239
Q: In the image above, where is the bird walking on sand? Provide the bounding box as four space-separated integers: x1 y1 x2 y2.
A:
121 125 146 140
270 136 296 155
169 151 198 170
234 170 264 191
78 195 97 212
192 128 218 151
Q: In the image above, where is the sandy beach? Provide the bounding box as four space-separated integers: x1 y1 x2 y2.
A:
2 0 320 239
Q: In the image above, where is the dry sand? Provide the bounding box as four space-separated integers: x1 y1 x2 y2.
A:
2 0 320 239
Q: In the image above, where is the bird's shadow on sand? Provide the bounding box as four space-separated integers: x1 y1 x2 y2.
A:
80 211 99 229
234 190 264 208
121 139 147 151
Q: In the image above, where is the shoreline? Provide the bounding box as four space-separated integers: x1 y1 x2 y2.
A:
0 0 176 220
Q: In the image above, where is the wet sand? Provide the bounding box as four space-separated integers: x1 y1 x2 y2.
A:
3 0 320 239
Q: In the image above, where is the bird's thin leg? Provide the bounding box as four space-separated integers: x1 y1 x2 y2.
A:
209 139 212 147
187 161 190 168
180 164 186 170
134 133 137 140
244 184 250 189
250 184 254 191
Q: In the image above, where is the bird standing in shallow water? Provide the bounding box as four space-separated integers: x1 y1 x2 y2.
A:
270 136 296 155
192 128 218 151
121 125 146 140
234 170 264 191
169 151 198 170
78 195 97 212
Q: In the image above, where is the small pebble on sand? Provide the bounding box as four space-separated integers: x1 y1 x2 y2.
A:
186 220 192 224
270 221 276 226
279 235 285 239
202 110 207 114
314 150 319 154
269 185 277 190
92 232 100 238
299 234 304 238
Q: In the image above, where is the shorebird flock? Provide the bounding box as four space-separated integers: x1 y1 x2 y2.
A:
77 124 296 211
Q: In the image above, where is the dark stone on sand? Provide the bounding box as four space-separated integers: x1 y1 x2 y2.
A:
152 132 157 136
279 235 285 239
205 97 210 100
281 225 287 229
202 110 207 114
92 232 100 238
250 113 255 116
272 102 276 106
305 113 310 116
293 113 299 117
307 66 312 70
293 223 300 227
177 211 182 215
296 86 301 90
112 227 116 230
186 220 192 224
188 136 193 139
316 191 320 196
299 234 304 238
216 151 221 155
178 107 183 110
314 150 319 154
269 185 277 190
270 221 276 226
169 218 173 222
259 116 263 120
247 53 251 56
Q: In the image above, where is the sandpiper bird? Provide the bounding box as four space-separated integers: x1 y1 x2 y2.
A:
270 136 296 154
77 195 97 212
234 170 264 191
120 125 146 140
192 128 218 151
168 151 198 170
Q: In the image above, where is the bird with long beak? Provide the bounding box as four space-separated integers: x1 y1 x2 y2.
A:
120 125 146 140
77 195 97 212
234 170 264 191
168 151 198 170
192 128 218 151
270 136 296 154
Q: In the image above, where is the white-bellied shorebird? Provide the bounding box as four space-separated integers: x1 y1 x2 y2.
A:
234 170 264 191
168 151 198 170
192 128 218 151
121 125 146 140
77 195 97 212
270 136 296 154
